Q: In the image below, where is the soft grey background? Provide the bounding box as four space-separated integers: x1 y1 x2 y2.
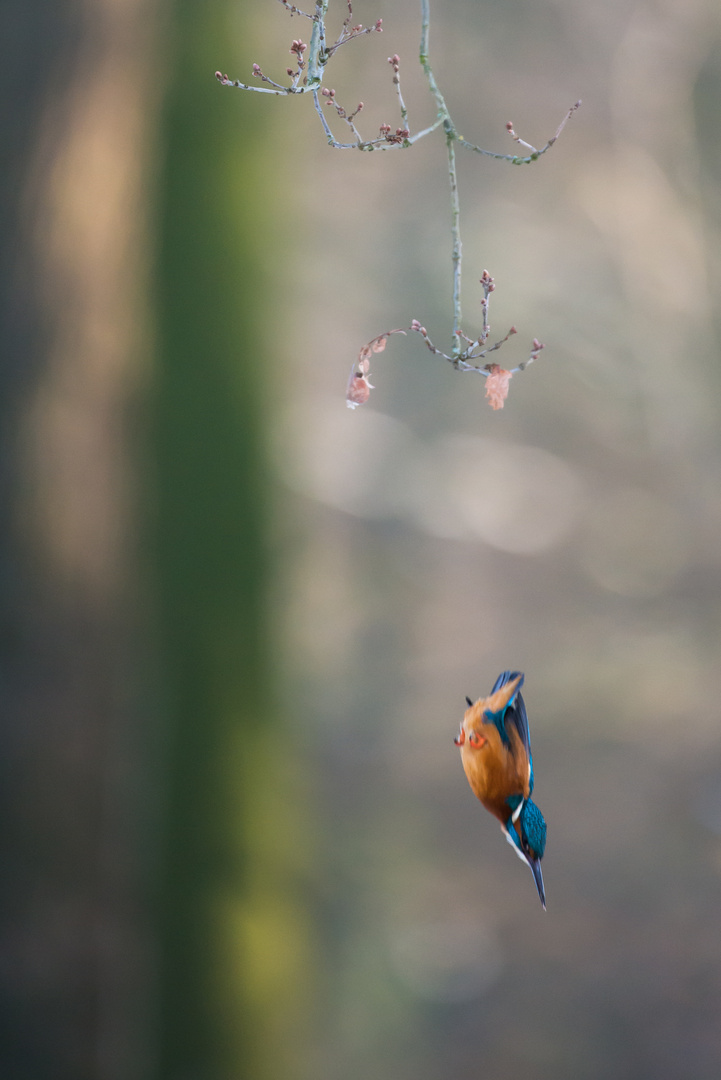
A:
271 1 721 1078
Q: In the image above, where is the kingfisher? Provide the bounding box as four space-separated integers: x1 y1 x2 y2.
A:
454 671 547 909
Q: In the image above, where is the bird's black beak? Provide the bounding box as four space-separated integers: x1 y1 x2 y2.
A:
529 857 546 911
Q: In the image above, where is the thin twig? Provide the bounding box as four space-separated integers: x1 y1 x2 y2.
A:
216 1 576 408
419 0 453 125
278 1 315 18
406 117 444 145
447 134 462 356
459 101 581 164
215 72 298 95
388 54 409 132
419 0 462 354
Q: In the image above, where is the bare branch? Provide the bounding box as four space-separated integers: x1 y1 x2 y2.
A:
215 2 577 411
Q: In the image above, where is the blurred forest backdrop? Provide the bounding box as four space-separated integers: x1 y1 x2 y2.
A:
4 0 721 1078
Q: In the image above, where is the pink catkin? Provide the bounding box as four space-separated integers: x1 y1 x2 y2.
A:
484 364 512 410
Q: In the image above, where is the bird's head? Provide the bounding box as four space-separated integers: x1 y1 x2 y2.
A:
456 673 524 747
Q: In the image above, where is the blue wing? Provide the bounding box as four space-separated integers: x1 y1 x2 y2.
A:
487 671 534 793
490 671 522 696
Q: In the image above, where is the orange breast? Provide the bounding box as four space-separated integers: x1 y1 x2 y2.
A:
460 707 531 824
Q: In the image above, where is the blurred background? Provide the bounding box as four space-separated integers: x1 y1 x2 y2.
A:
3 0 721 1077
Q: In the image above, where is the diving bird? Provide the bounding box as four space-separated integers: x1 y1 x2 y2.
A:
454 671 547 909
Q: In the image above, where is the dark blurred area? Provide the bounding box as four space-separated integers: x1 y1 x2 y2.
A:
0 2 158 1077
1 0 277 1077
3 0 721 1078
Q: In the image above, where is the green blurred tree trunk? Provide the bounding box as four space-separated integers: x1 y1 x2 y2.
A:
152 0 277 1076
1 0 304 1076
